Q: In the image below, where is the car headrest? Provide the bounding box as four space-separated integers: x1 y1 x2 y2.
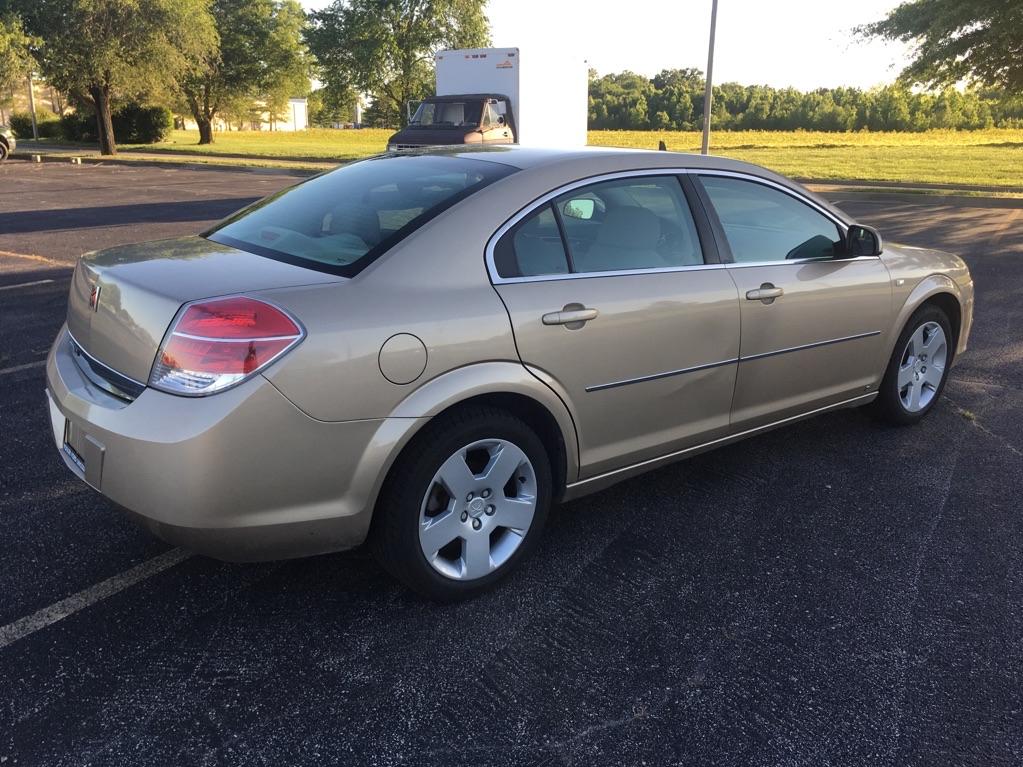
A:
326 203 381 247
595 206 660 250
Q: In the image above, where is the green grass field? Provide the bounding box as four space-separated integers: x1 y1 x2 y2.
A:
117 127 1023 189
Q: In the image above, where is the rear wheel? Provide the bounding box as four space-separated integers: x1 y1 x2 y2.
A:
372 406 552 601
873 305 952 425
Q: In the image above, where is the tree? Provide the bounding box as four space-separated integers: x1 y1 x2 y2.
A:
859 0 1023 93
4 0 216 154
0 13 35 119
308 85 357 126
260 0 311 131
306 0 489 128
179 0 310 144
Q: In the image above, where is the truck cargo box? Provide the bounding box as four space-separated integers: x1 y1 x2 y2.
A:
434 47 587 147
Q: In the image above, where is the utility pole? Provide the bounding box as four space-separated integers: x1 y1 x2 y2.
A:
27 71 39 140
700 0 719 155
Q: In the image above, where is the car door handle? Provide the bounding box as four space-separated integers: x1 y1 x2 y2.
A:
745 284 784 303
542 307 599 326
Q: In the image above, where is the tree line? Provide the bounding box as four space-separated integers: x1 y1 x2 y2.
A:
1 0 1020 153
0 0 312 152
589 69 1023 132
0 0 490 153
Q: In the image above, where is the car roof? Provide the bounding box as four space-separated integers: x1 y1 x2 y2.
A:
429 145 850 224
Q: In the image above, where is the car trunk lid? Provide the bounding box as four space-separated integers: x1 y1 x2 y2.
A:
67 236 343 385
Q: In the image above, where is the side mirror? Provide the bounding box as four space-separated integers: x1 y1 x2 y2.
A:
846 224 882 257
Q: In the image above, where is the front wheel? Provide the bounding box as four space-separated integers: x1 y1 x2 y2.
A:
0 141 9 163
873 305 953 425
372 406 552 601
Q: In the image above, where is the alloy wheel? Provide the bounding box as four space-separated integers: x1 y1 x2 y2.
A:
897 320 948 413
418 438 538 580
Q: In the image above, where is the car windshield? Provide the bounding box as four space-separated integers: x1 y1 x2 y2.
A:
410 100 484 128
206 154 514 277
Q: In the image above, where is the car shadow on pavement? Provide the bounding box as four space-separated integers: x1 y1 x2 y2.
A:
0 198 262 235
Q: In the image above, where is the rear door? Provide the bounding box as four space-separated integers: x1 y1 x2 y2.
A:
491 172 741 479
694 173 892 430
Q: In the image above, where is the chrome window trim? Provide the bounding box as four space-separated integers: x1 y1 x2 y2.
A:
486 168 714 285
491 262 728 284
485 166 876 285
723 255 882 268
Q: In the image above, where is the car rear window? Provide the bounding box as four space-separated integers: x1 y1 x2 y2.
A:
206 154 515 277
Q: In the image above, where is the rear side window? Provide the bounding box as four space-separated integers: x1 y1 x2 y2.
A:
494 175 704 278
698 175 843 263
493 204 570 278
207 155 514 277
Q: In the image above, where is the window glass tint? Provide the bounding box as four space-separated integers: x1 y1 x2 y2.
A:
555 176 703 273
699 176 843 263
207 155 513 277
410 99 484 127
494 203 570 278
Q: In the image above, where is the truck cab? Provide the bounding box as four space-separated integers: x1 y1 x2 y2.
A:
387 94 516 151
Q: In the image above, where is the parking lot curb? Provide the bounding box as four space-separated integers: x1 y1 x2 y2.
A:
9 151 322 176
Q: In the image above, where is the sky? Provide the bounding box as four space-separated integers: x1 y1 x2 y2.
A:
301 0 913 91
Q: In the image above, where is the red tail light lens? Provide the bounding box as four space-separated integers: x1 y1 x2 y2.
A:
149 297 303 396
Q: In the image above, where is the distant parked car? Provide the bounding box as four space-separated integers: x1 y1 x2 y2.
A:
46 147 974 600
0 125 15 161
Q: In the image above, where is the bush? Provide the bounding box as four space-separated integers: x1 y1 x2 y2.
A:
59 111 95 142
8 109 60 139
111 103 173 143
37 120 62 139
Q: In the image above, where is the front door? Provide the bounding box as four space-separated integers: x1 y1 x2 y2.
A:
491 174 741 478
695 174 893 430
481 99 514 144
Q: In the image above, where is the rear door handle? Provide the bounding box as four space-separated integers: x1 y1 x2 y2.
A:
542 307 599 326
745 284 784 303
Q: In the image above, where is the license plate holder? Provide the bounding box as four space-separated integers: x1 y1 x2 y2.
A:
48 393 104 487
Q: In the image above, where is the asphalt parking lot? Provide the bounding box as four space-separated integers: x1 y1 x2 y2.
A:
1 162 1021 766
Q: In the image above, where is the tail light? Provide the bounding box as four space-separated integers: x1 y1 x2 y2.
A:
149 296 304 396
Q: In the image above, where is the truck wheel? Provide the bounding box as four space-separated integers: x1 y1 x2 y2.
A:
372 406 552 601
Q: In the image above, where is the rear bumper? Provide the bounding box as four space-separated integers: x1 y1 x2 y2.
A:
46 325 423 561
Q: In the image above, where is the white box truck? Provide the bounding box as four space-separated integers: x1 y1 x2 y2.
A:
386 48 588 150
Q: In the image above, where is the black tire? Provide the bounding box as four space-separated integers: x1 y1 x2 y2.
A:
873 304 953 425
371 405 553 601
0 141 8 163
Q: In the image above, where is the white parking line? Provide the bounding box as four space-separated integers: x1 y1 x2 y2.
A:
0 548 193 650
0 279 54 291
0 360 46 376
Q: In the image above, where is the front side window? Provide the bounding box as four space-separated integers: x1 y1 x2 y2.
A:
207 155 514 277
494 175 704 278
698 175 843 263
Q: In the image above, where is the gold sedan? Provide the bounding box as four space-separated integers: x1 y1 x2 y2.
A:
46 147 974 600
